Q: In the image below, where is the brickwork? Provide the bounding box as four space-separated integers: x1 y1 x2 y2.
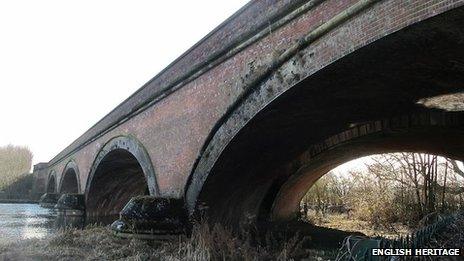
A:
37 0 464 221
31 163 49 199
186 0 464 211
272 112 464 220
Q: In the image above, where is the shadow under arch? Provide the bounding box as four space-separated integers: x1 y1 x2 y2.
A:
59 160 81 194
270 114 464 221
184 6 464 228
46 170 57 193
85 135 158 223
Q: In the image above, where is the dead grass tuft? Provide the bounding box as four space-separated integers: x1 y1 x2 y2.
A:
0 222 335 261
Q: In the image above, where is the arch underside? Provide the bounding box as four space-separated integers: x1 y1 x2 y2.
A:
47 172 57 193
271 123 464 220
60 168 79 194
86 148 150 224
189 6 464 228
85 136 157 224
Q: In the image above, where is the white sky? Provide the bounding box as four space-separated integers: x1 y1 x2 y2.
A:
0 0 249 164
333 156 371 175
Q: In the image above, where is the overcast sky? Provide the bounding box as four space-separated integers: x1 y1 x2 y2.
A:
0 0 249 164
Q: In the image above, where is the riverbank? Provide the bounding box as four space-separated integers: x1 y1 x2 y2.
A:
0 199 38 204
1 214 462 260
305 212 412 238
0 224 337 260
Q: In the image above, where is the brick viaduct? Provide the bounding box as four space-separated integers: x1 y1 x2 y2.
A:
33 0 464 228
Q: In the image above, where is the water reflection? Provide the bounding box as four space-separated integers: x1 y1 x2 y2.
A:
0 203 56 244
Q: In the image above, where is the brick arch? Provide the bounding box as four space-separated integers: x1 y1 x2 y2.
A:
185 1 464 217
270 112 464 220
46 170 57 193
58 160 81 194
84 135 158 223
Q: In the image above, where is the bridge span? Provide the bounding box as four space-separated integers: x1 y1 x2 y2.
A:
33 0 464 231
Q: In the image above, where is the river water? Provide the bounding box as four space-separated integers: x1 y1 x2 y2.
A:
0 203 56 244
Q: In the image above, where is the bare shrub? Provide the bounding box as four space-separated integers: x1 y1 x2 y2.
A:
0 145 33 192
301 153 464 229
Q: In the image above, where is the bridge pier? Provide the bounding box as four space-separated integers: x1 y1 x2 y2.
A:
36 0 464 239
111 196 190 240
54 194 86 229
39 193 60 208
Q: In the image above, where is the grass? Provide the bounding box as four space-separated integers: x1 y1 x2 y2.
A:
304 212 411 238
0 226 155 260
0 223 336 261
2 214 460 260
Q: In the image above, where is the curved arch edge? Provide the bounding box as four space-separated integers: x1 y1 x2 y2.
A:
84 135 159 200
184 3 463 215
270 119 464 221
46 170 57 193
58 159 81 193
